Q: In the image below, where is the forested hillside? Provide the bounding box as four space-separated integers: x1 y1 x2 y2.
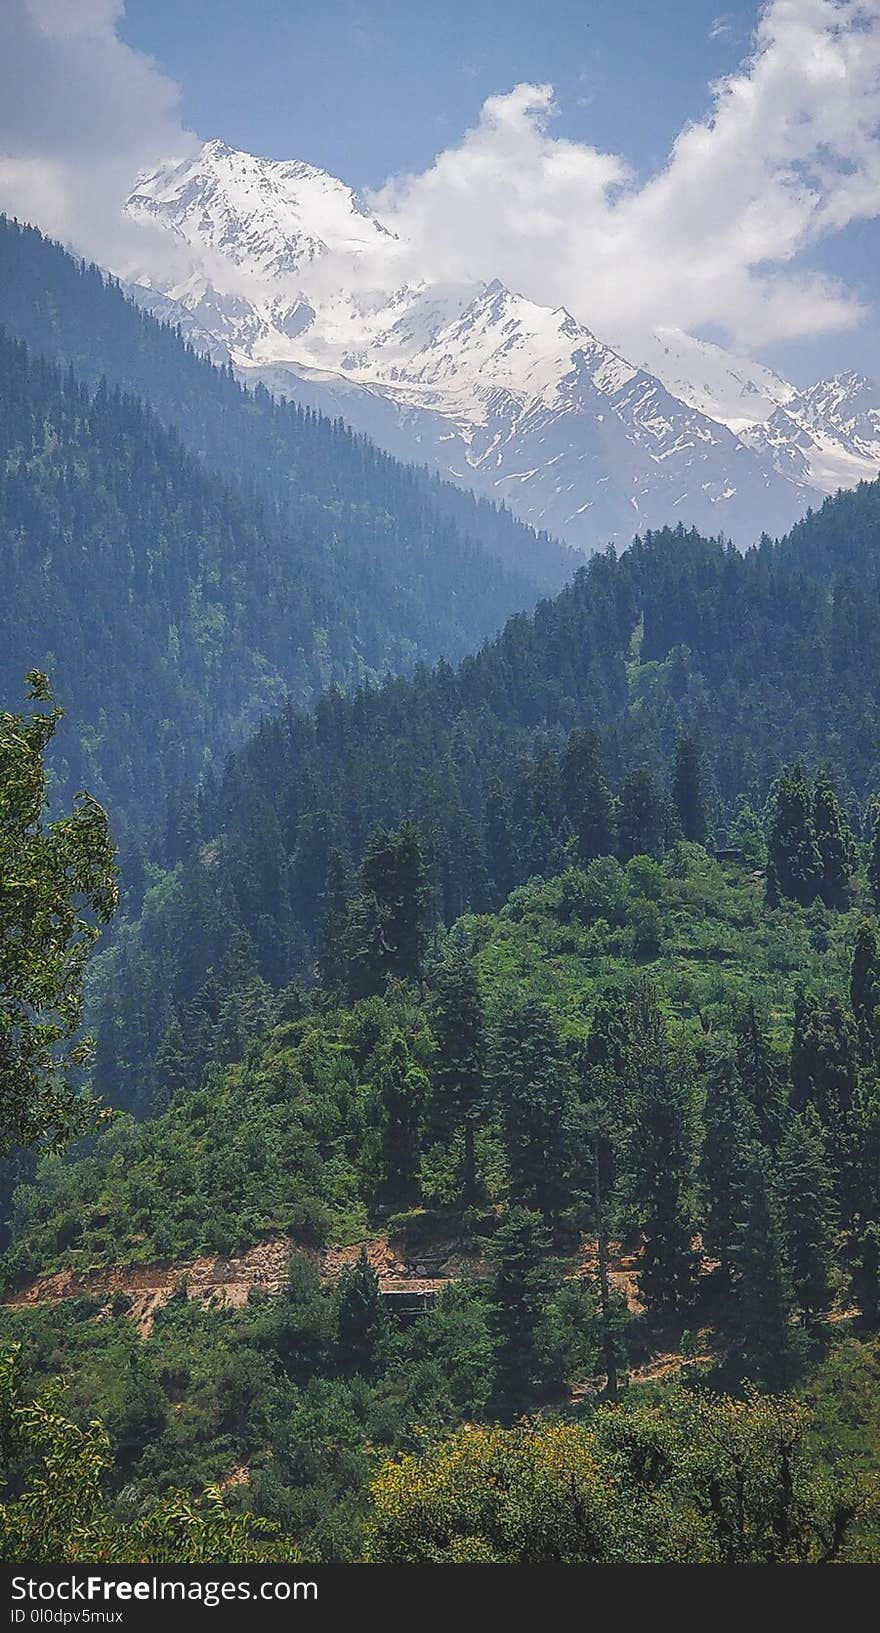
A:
90 480 880 1114
5 836 880 1561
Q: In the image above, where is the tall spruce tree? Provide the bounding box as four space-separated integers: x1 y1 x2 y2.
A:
346 823 431 996
336 1247 388 1376
671 730 709 846
430 953 487 1203
777 1108 837 1323
850 920 880 1066
617 767 665 863
489 1207 558 1417
736 999 788 1148
737 1154 806 1389
374 1032 427 1208
490 1000 571 1224
561 729 614 862
622 992 699 1313
812 772 855 909
700 1055 759 1292
868 803 880 914
766 765 822 905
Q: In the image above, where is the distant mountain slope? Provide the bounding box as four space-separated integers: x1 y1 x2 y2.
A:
0 214 575 596
115 137 880 550
89 478 880 1113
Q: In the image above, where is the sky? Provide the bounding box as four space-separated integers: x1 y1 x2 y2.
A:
1 0 879 382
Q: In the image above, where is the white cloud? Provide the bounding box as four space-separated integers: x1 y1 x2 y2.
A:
0 0 197 266
371 0 880 352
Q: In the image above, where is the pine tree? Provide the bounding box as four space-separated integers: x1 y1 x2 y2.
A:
777 1108 837 1322
766 765 822 905
736 999 788 1147
622 992 699 1313
617 767 664 862
701 1055 759 1291
490 1000 572 1223
868 803 880 914
853 1221 880 1323
850 920 880 1066
671 730 709 846
484 778 517 904
490 1207 558 1416
561 729 614 862
336 1247 388 1375
737 1155 806 1389
812 772 855 909
316 846 350 995
346 823 431 997
430 953 487 1203
374 1032 427 1208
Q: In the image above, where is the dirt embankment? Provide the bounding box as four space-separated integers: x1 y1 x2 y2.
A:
4 1235 480 1335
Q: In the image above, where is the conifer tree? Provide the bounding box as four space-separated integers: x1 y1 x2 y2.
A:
430 953 487 1203
777 1108 837 1323
316 846 350 995
850 920 880 1066
561 729 614 862
812 772 855 909
868 803 880 914
622 992 699 1313
490 1000 571 1223
616 767 664 862
853 1221 880 1323
766 765 822 905
345 823 431 996
671 730 709 846
336 1247 388 1375
737 1154 806 1389
701 1056 759 1291
484 778 517 905
374 1032 427 1207
489 1207 558 1416
736 999 788 1147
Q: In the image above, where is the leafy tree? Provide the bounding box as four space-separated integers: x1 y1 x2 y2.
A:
0 1347 295 1563
367 1393 875 1563
671 729 709 845
0 674 117 1154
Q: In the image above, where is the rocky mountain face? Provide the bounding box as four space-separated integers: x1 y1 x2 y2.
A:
124 140 880 552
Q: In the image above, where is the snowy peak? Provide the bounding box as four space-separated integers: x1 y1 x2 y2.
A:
121 137 875 551
744 370 880 493
632 326 796 432
128 139 397 283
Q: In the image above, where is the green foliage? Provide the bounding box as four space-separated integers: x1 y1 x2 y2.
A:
0 675 117 1153
367 1392 877 1563
0 1345 297 1563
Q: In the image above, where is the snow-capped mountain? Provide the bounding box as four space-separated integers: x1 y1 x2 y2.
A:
122 139 880 552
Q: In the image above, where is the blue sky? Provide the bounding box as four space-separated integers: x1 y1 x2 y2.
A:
1 1 878 383
119 0 754 191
